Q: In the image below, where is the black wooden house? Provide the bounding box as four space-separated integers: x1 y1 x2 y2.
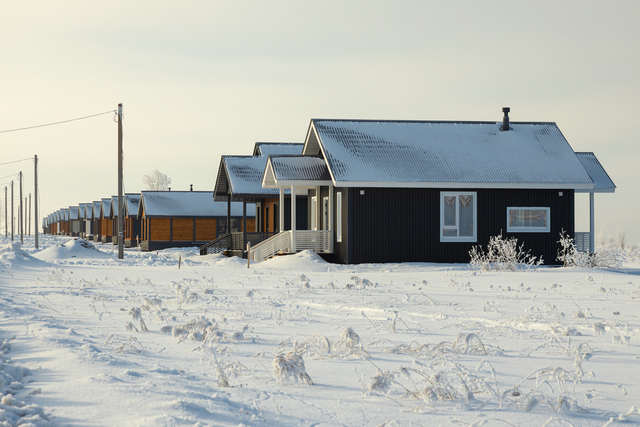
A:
254 109 615 264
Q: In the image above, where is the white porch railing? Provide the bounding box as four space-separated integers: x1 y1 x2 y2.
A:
250 230 331 262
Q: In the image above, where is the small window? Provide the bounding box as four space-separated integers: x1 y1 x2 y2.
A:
336 192 342 242
440 192 477 242
507 207 550 233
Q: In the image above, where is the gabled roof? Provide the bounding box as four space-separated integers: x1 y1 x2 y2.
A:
62 209 69 221
92 201 101 219
301 119 596 190
78 204 86 219
125 194 141 217
139 191 255 218
69 206 79 220
263 155 332 188
253 142 303 156
84 203 93 220
575 152 616 193
100 198 112 219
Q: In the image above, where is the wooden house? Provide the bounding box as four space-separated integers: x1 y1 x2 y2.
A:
209 143 306 256
137 191 255 252
77 204 87 237
92 201 102 242
83 203 94 240
60 208 70 235
253 109 616 265
100 198 113 243
69 206 81 236
124 194 142 248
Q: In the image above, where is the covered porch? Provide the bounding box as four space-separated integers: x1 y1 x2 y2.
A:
574 152 617 253
249 156 333 261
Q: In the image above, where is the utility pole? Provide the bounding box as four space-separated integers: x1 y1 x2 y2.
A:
34 155 38 249
19 171 23 244
117 103 124 260
28 193 31 236
25 197 28 237
10 181 14 241
4 187 7 237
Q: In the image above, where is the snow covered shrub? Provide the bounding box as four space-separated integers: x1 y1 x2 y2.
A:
469 234 543 271
452 333 487 355
557 230 621 268
128 307 148 332
345 276 376 289
273 350 313 385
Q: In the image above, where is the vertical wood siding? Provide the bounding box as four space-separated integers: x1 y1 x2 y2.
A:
347 188 573 265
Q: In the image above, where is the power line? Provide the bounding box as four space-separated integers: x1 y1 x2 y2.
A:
0 158 32 167
0 110 115 134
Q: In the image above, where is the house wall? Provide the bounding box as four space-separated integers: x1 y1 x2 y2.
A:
262 197 307 233
343 187 574 265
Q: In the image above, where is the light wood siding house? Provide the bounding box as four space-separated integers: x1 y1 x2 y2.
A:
100 198 113 243
255 109 615 265
138 191 255 252
83 203 94 240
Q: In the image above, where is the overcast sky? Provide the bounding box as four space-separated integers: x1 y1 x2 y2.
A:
1 1 638 244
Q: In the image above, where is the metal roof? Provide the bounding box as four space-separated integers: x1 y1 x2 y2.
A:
125 194 141 217
92 201 101 219
100 198 112 218
139 191 255 218
263 155 332 188
575 152 616 193
303 119 596 189
69 206 79 220
253 142 303 156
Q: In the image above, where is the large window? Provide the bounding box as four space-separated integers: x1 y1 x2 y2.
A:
440 192 477 242
507 207 550 233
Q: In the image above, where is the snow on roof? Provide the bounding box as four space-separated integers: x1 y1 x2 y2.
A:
101 198 112 218
78 204 86 219
125 194 141 217
253 142 303 156
69 206 79 220
93 201 101 218
263 156 332 188
305 119 595 189
575 153 616 193
139 191 255 218
84 203 93 220
62 209 69 221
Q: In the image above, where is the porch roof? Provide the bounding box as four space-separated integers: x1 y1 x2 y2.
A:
303 119 598 190
574 152 616 193
262 155 333 188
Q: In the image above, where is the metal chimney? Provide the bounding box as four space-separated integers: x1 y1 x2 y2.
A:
502 107 510 131
190 184 193 192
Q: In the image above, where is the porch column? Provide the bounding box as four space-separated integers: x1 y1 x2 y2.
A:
279 187 284 233
589 192 595 254
291 185 296 253
328 184 334 253
242 198 247 246
226 197 231 235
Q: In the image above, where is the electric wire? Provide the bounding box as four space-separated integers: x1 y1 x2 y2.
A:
0 158 32 167
0 110 115 134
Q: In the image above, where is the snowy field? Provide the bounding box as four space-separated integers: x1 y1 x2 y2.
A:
1 235 640 427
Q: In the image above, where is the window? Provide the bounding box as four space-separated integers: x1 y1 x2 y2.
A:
507 207 550 233
323 197 329 230
310 196 317 230
336 192 342 242
440 192 477 242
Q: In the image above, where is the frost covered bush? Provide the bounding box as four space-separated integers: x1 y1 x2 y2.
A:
557 230 621 268
469 234 543 271
273 350 313 385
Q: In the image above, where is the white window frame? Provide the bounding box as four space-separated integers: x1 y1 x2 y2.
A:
310 196 317 230
322 197 329 230
336 192 342 242
440 191 477 242
507 207 550 233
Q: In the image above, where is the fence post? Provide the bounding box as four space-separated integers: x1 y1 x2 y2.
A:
246 241 251 268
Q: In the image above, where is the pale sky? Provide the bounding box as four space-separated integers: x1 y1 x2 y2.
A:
1 1 639 244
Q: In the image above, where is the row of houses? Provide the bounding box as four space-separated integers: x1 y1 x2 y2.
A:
42 191 256 252
42 107 616 264
207 108 616 265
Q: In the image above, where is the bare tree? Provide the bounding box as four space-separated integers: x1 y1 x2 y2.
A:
142 170 172 191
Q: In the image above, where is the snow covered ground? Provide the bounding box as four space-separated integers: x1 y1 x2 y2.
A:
1 235 640 426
